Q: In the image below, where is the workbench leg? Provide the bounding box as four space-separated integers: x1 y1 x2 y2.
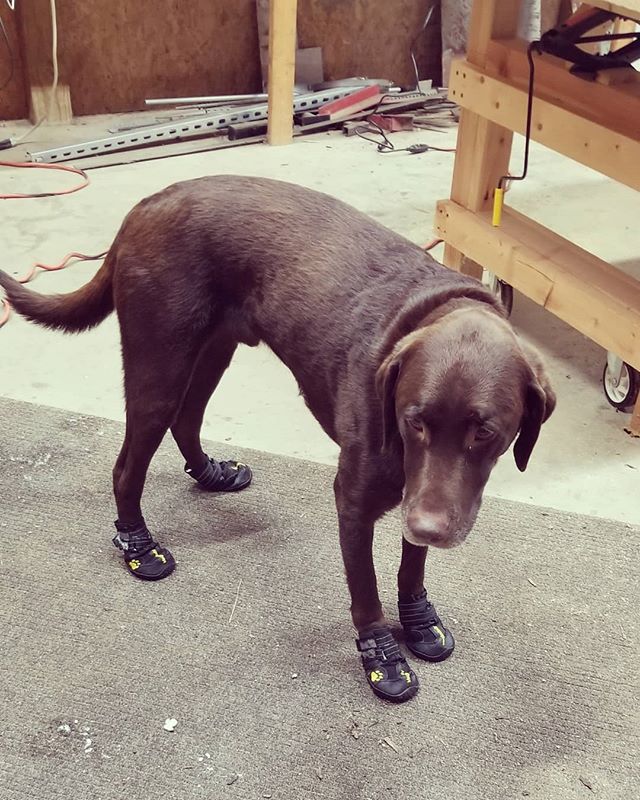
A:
443 114 514 278
267 0 298 146
630 395 640 437
442 0 523 278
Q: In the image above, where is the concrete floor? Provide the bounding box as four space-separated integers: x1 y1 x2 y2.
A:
1 117 639 524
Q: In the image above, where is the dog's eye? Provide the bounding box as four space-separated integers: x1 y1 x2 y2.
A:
475 425 495 441
406 416 424 433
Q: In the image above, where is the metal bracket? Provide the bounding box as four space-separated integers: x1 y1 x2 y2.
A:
27 88 360 164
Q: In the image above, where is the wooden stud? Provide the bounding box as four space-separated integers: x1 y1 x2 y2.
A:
448 60 640 191
576 19 613 55
442 0 522 277
611 16 638 50
590 0 640 18
436 200 640 371
465 0 523 66
630 396 640 436
16 0 72 123
485 39 640 136
257 0 301 91
267 0 298 146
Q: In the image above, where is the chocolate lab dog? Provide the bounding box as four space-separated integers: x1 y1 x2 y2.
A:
0 176 555 702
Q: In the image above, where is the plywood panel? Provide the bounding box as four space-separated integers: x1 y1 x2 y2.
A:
8 0 260 118
65 1 262 115
2 0 443 120
298 0 441 87
0 5 27 121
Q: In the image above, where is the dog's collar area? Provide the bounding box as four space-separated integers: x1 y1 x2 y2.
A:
375 286 502 368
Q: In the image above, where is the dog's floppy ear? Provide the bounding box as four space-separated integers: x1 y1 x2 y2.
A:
513 343 556 472
375 352 402 451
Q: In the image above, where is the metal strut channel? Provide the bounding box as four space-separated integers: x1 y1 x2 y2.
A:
27 88 360 164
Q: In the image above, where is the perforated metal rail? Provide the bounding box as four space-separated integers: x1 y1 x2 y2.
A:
28 88 359 164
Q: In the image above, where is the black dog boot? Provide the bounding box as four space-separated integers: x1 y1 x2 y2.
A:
185 455 252 492
112 520 176 581
356 627 419 703
398 589 455 662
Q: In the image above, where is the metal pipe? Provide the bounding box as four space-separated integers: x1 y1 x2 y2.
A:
145 94 269 106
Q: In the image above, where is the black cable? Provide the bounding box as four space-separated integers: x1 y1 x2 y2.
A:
497 41 539 192
0 15 14 93
576 32 638 44
354 121 395 152
354 121 455 155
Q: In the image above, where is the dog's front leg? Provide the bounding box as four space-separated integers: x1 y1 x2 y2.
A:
397 537 455 663
335 500 383 634
334 471 418 703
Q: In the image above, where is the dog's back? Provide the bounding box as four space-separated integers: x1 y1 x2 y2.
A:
111 175 478 371
0 175 487 440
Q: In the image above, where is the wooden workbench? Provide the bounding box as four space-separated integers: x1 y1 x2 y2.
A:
436 0 640 434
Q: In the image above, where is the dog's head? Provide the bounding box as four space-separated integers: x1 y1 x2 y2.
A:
376 306 555 549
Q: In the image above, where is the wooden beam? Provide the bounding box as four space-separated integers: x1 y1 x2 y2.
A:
448 60 640 191
589 0 640 19
16 0 72 123
436 200 640 371
611 15 638 49
443 0 522 277
465 0 523 66
630 397 640 436
442 112 513 279
485 39 640 134
267 0 297 146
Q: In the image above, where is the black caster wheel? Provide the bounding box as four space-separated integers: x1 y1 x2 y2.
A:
497 280 514 317
483 271 513 316
602 360 639 412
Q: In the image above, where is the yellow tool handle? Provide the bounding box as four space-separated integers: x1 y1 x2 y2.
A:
492 187 505 227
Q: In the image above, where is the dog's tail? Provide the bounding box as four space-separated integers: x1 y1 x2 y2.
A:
0 249 115 333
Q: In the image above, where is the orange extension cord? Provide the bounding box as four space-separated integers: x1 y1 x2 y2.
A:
1 241 443 328
0 160 443 327
0 159 97 327
0 160 90 199
0 251 108 329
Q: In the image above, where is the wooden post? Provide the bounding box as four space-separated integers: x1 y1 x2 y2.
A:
267 0 297 145
443 0 523 277
611 16 638 50
16 0 72 123
631 395 640 437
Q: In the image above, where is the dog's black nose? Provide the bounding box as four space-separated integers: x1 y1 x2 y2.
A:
406 509 450 546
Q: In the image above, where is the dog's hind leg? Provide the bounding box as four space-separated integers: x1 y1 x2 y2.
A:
111 331 203 581
171 330 252 493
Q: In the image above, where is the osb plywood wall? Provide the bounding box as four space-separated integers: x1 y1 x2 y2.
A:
0 4 27 119
0 0 441 121
298 0 440 87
